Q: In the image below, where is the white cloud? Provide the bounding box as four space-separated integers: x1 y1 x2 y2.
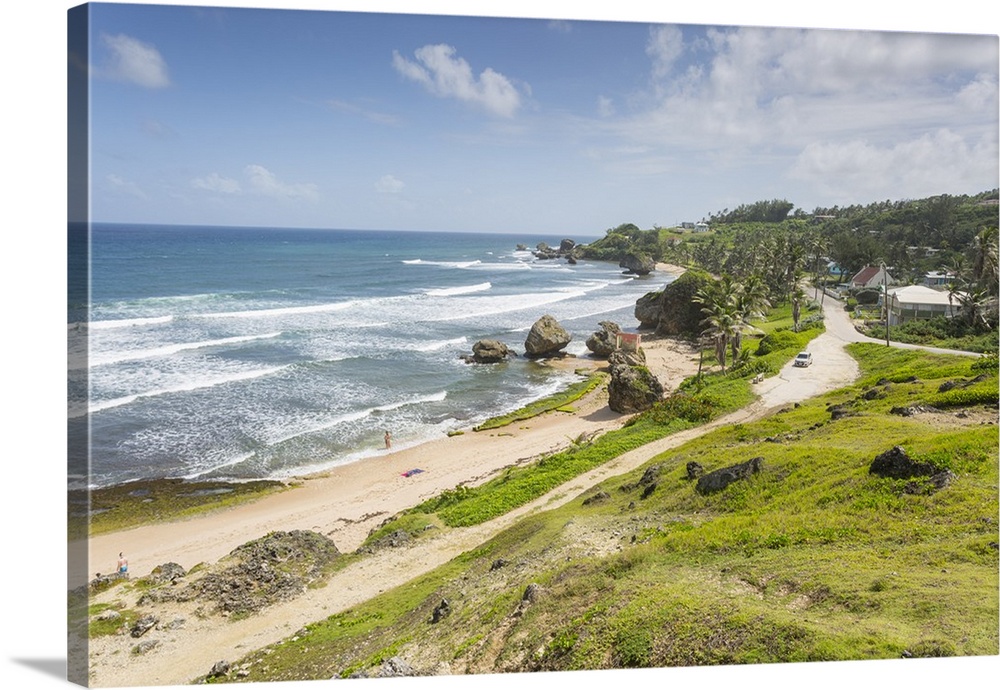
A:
244 165 319 201
392 44 523 118
376 175 405 194
191 173 242 194
791 129 999 201
99 33 170 89
597 96 615 118
646 25 684 81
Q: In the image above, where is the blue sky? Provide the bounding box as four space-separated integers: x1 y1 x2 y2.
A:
78 1 999 234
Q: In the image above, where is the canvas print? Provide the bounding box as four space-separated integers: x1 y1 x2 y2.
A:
67 2 999 688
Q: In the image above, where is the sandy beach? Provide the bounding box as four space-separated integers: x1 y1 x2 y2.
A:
86 333 701 578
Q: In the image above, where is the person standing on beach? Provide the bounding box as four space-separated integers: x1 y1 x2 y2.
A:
117 552 128 578
384 430 392 449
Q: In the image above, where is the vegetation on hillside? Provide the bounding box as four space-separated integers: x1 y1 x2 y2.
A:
211 344 998 683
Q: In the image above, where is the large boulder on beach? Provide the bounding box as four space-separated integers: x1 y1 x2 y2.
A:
607 362 664 413
585 321 622 357
524 315 572 358
467 339 511 364
634 291 662 329
619 251 655 276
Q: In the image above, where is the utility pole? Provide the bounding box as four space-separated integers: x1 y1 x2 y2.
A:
881 262 890 347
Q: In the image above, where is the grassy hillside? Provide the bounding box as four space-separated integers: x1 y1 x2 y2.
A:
211 344 998 683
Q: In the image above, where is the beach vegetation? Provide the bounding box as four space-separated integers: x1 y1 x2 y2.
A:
75 478 288 539
214 343 997 682
473 372 607 431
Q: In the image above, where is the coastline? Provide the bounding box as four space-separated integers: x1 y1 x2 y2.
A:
85 332 701 578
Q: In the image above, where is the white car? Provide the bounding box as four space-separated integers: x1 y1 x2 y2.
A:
793 352 813 367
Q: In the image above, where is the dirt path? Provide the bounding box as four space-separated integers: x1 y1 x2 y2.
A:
88 296 975 687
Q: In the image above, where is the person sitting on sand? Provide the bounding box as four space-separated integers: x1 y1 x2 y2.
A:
117 552 128 578
384 430 392 449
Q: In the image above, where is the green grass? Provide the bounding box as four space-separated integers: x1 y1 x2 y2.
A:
72 478 289 539
473 372 607 430
215 343 997 682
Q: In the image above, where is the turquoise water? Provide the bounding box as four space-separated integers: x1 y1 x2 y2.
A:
69 224 676 488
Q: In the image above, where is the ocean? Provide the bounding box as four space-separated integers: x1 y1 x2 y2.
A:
68 224 677 489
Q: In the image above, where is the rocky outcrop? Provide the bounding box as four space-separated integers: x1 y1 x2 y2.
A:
585 321 621 357
696 456 763 495
634 269 713 336
143 530 341 616
607 347 646 367
607 362 663 414
619 251 655 275
524 315 572 358
869 446 938 479
869 446 956 494
464 339 512 364
532 239 582 262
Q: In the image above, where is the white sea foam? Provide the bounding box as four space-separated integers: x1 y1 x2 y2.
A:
89 315 175 330
195 301 359 319
402 259 482 269
422 282 492 297
83 365 290 417
89 332 283 367
265 390 449 446
410 337 468 352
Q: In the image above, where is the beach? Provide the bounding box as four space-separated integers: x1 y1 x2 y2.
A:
86 330 700 576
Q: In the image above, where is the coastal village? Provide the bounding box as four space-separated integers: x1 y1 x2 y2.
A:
75 191 999 687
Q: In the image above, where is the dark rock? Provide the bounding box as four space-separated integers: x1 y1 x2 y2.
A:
467 339 511 364
522 583 542 602
869 446 940 480
524 315 572 357
638 464 662 485
559 239 576 253
209 661 230 678
634 291 662 329
619 251 655 276
130 615 159 638
828 404 856 420
686 461 705 480
696 457 764 495
640 483 657 499
431 599 451 623
582 491 611 506
607 363 664 413
636 270 715 336
490 558 508 571
585 321 622 357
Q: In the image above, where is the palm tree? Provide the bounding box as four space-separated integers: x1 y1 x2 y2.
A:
971 226 999 296
791 285 806 332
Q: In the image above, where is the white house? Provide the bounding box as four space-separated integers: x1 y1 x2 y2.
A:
886 285 962 325
850 265 895 289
